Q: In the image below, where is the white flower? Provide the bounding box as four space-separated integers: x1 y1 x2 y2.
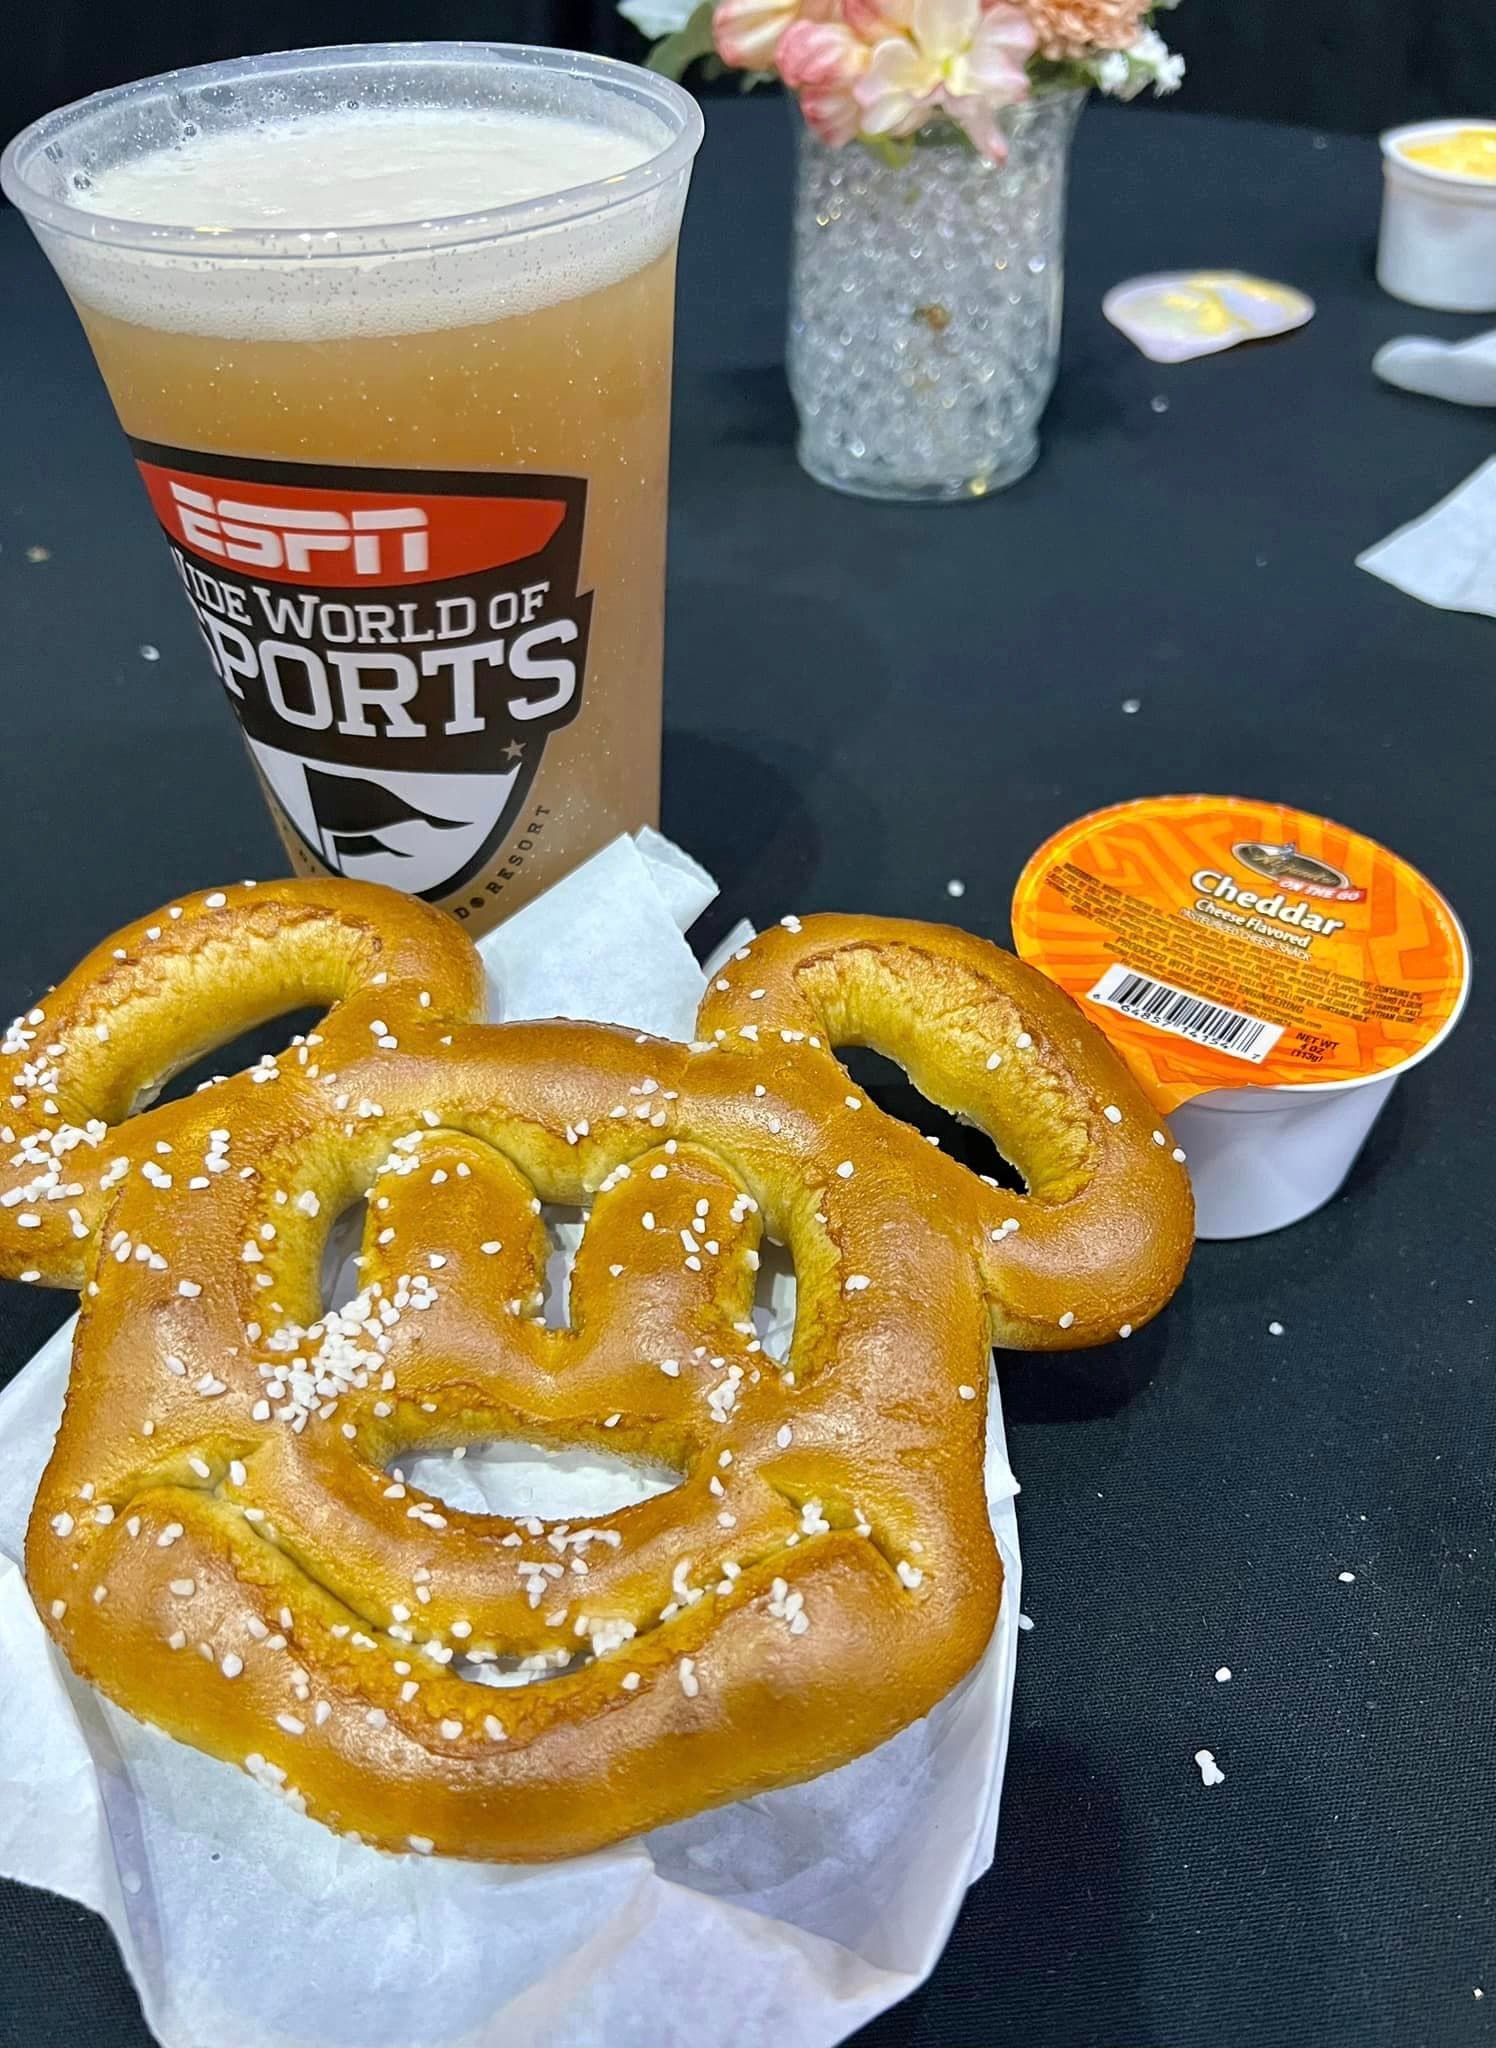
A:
1091 23 1184 99
619 0 699 35
1131 25 1185 92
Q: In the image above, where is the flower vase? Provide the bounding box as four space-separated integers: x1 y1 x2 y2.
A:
787 90 1086 502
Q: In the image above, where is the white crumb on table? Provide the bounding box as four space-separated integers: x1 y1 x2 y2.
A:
945 878 965 898
1194 1749 1226 1787
1215 1667 1232 1683
1268 1321 1284 1337
1017 1613 1034 1632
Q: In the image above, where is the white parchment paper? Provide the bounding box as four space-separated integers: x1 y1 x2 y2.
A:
0 831 1021 2048
1358 454 1496 618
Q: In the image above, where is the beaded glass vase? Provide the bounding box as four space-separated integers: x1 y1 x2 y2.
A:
787 91 1086 503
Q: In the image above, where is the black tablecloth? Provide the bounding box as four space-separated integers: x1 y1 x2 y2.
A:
2 95 1494 2048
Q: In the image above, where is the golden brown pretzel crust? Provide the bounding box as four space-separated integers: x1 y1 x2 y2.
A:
1 883 1191 1860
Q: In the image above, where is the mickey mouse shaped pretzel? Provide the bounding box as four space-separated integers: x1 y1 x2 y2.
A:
1 882 1191 1860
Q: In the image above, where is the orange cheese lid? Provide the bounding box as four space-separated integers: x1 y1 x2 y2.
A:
1011 795 1469 1112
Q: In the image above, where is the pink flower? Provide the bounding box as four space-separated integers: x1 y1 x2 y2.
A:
1022 0 1148 61
854 0 1035 162
714 0 833 73
777 20 871 147
843 0 913 37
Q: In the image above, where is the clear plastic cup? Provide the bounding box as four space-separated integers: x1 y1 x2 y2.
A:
2 46 703 933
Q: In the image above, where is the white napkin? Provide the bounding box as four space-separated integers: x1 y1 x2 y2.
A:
1357 455 1496 618
1373 328 1496 407
0 831 1022 2048
477 827 716 1037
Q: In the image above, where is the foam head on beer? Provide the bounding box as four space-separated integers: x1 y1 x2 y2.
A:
51 104 673 339
4 48 702 932
74 108 651 226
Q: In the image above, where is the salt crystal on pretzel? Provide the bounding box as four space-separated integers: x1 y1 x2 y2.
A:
0 881 1190 1861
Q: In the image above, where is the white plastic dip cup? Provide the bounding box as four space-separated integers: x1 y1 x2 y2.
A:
1171 937 1469 1239
1379 121 1496 312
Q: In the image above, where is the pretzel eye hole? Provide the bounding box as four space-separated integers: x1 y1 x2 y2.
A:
751 1236 797 1365
537 1202 587 1330
318 1192 372 1313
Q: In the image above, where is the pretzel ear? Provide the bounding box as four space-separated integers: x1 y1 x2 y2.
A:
698 914 1194 1349
0 881 484 1286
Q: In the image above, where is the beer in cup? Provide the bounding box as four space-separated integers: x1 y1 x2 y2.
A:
2 45 703 931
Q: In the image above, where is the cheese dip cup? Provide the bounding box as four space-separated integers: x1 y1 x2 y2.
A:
1012 796 1469 1240
1379 120 1496 312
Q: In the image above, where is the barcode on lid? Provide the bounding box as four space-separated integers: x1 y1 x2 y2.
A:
1086 963 1283 1064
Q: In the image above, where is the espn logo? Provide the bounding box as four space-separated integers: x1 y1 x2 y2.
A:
168 482 429 577
136 453 572 590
